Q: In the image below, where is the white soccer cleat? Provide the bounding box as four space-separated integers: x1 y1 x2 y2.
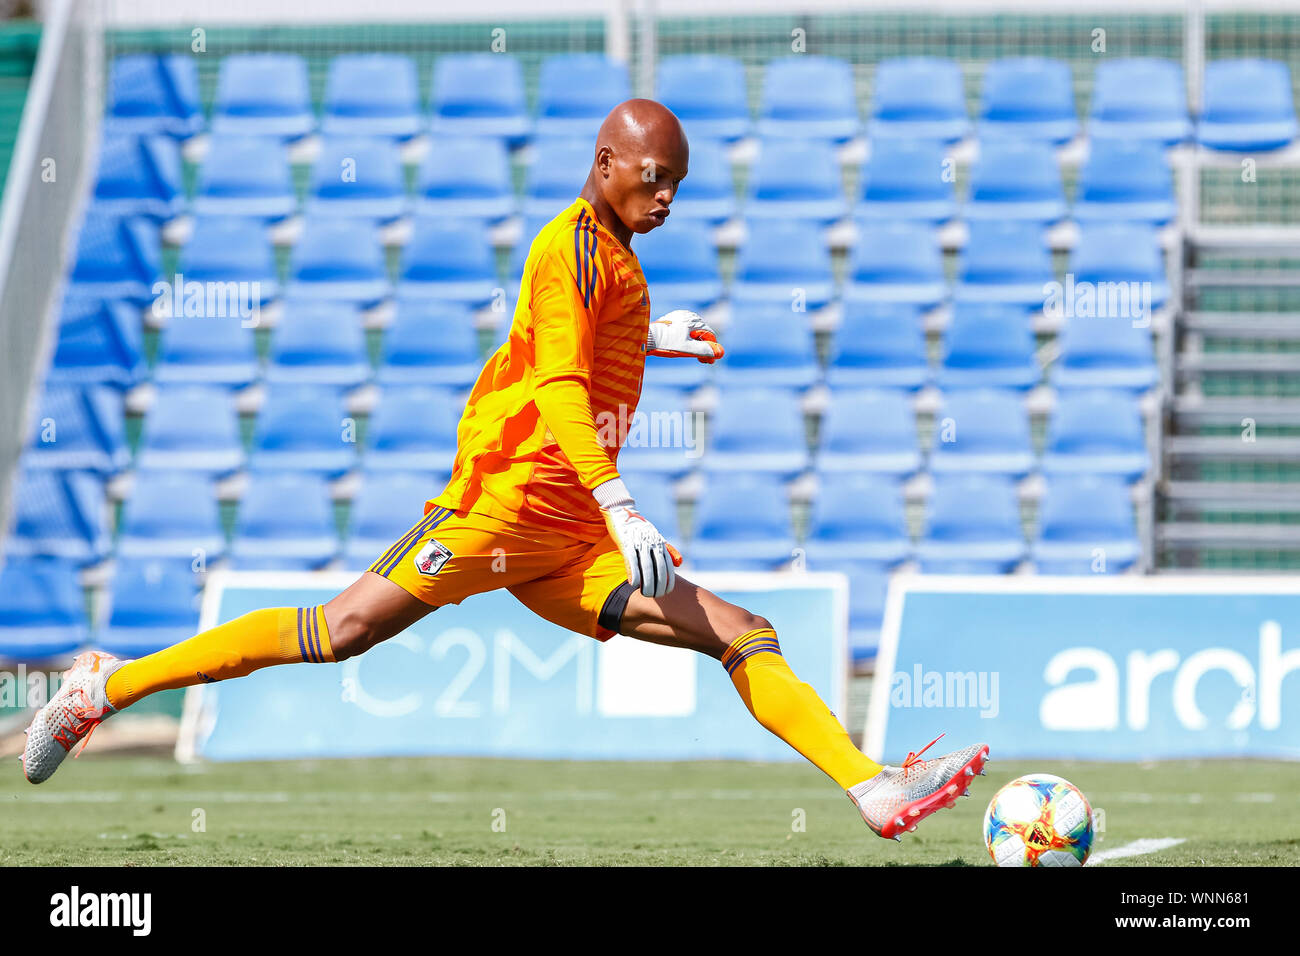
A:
847 734 990 841
21 651 127 784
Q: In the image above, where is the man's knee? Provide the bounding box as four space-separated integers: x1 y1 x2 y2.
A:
723 608 774 643
323 598 399 661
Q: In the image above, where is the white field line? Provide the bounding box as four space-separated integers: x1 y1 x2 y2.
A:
1091 837 1186 865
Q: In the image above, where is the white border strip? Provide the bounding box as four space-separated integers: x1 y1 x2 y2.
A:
178 568 850 762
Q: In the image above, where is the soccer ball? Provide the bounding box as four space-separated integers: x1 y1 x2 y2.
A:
983 773 1094 867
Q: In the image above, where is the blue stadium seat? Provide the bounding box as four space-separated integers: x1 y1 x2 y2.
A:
287 218 391 307
938 304 1040 390
918 474 1026 574
522 138 591 218
746 139 849 224
635 220 723 314
856 138 957 224
7 469 108 564
535 54 631 141
668 138 736 225
24 384 128 474
731 220 835 310
758 56 860 142
398 218 497 307
964 139 1067 224
68 215 160 302
979 57 1078 143
47 296 144 388
689 472 796 571
827 302 929 391
101 558 200 658
249 385 356 477
117 470 226 560
266 300 370 388
930 389 1035 478
817 387 921 477
0 558 88 660
378 301 482 388
307 137 409 222
706 387 809 477
154 314 258 388
954 220 1054 308
136 385 243 476
656 54 750 142
1053 317 1157 393
230 472 338 570
842 221 945 308
843 564 890 663
1198 59 1298 152
430 53 530 145
364 386 461 475
806 472 911 565
613 386 700 478
1043 389 1148 482
1089 58 1191 145
178 216 279 309
716 307 819 390
1033 475 1139 573
1073 140 1176 225
869 57 970 142
799 558 890 664
193 136 295 221
212 53 314 140
342 471 440 570
322 54 421 140
416 136 514 222
105 54 203 139
91 133 183 220
1070 222 1169 313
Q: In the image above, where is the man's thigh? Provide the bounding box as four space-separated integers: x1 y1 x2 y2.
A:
508 536 633 641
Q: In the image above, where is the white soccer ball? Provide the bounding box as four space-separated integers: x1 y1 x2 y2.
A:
983 773 1095 867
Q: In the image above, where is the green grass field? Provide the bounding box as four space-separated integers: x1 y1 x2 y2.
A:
3 755 1298 866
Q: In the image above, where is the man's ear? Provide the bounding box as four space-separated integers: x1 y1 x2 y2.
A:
595 145 613 179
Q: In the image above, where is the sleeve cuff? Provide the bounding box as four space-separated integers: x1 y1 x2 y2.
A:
592 477 632 510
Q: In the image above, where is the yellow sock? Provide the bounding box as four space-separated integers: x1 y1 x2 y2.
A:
722 628 881 791
105 606 335 710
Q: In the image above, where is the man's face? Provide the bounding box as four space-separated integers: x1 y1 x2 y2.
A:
599 141 689 235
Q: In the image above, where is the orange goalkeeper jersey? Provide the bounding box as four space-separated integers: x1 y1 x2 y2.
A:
430 198 650 541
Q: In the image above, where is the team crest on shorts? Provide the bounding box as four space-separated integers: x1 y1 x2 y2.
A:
413 538 453 577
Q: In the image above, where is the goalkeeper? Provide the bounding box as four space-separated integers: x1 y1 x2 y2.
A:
23 99 987 840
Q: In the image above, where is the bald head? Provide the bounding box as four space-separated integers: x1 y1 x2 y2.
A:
596 98 688 158
581 99 690 243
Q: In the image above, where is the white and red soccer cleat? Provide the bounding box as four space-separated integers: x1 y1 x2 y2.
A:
847 734 990 841
20 651 127 784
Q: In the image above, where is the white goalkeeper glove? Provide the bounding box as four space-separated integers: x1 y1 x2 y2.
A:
594 477 682 598
647 309 724 364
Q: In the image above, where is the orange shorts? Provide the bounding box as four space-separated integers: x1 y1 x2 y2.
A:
367 505 632 641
